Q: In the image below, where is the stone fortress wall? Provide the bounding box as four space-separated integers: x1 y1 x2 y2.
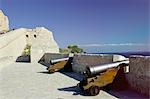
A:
0 28 26 58
0 28 26 66
25 27 59 62
126 55 150 96
0 27 59 64
0 10 59 64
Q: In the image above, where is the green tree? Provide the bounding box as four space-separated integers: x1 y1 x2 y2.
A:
60 45 84 54
22 45 31 56
67 45 84 53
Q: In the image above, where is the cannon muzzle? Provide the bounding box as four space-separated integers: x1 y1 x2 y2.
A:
86 60 129 76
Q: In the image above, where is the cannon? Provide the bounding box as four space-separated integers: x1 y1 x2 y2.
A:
47 57 72 73
86 60 129 76
78 60 129 96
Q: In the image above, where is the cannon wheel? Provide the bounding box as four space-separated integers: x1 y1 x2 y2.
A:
88 85 100 96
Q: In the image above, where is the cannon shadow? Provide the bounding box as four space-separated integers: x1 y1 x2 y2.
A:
58 86 88 96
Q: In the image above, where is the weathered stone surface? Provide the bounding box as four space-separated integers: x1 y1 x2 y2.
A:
25 27 59 49
25 27 59 62
72 54 126 74
0 27 59 64
0 10 9 32
126 55 150 96
0 62 121 99
0 28 26 60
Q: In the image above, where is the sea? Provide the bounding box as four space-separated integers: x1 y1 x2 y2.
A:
91 51 150 58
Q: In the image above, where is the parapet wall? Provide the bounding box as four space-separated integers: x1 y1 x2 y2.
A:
72 54 127 74
126 55 150 96
0 28 26 62
43 53 69 64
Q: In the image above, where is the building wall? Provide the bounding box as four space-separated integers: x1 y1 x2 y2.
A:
25 27 59 48
72 54 126 74
0 10 59 63
126 56 150 96
31 46 59 63
0 28 26 60
0 10 59 64
25 27 59 63
0 10 9 32
0 27 59 63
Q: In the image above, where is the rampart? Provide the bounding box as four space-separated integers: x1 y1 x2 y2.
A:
0 27 59 65
0 28 26 64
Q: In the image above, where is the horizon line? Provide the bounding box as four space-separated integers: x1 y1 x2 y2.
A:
78 43 150 47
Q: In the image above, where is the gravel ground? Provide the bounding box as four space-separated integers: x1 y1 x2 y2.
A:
0 63 148 99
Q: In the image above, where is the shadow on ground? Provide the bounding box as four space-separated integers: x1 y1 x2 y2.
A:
58 85 149 98
37 71 52 74
58 86 87 96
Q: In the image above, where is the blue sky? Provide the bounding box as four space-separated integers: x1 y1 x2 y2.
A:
0 0 149 52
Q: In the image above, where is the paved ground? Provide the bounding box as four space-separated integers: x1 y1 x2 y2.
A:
0 63 148 99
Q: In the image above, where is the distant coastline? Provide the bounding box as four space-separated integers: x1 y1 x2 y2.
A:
90 51 150 58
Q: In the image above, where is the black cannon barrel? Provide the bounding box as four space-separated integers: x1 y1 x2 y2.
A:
86 60 129 76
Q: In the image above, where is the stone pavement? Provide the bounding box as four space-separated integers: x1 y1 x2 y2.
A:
0 63 148 99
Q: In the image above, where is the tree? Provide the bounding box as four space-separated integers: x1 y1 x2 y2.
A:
22 45 31 56
60 45 84 54
67 45 84 53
